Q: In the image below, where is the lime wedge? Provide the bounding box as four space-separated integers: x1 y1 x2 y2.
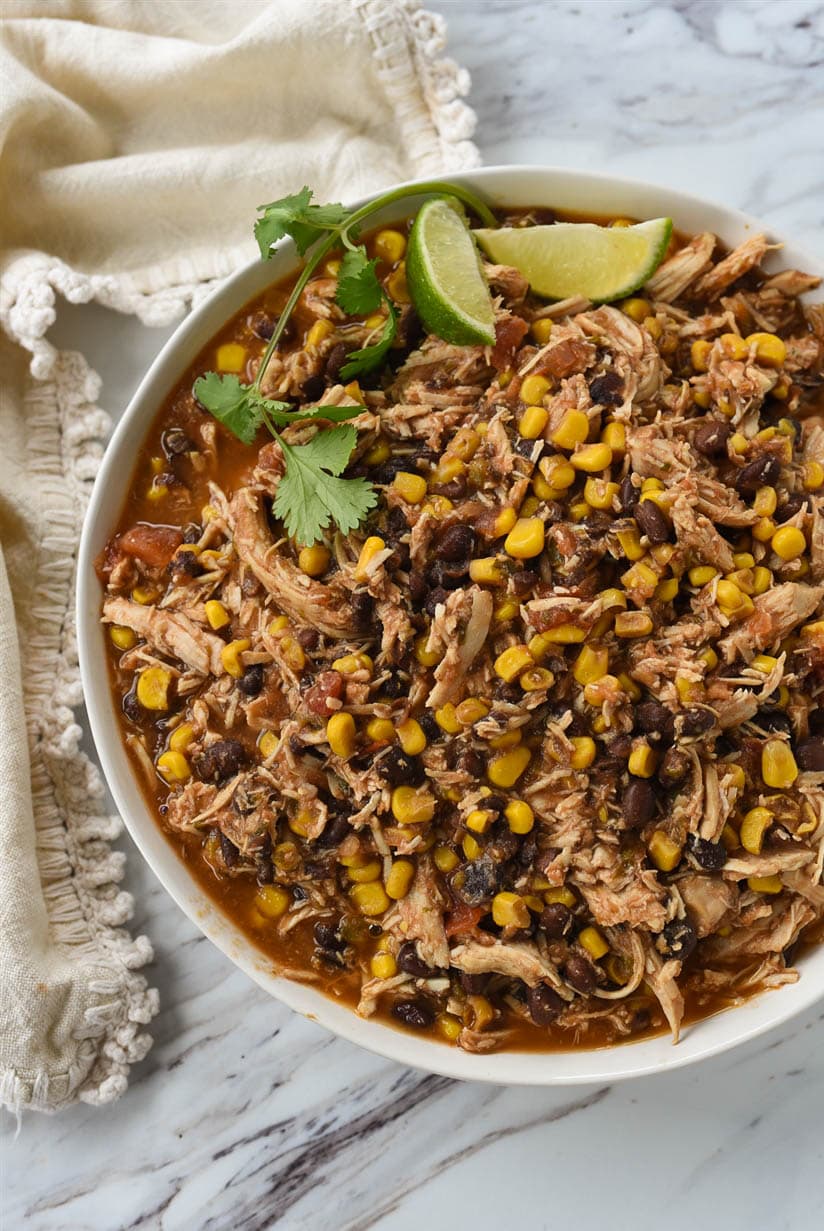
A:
473 217 673 303
406 198 496 346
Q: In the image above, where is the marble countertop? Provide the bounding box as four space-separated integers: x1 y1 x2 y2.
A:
4 2 824 1228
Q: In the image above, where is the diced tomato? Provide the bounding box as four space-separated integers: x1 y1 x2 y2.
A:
444 901 485 938
490 314 528 371
119 524 183 568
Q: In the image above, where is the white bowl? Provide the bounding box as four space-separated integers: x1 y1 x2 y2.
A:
77 166 824 1084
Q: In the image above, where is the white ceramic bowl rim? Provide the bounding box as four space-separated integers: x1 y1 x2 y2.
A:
77 164 824 1085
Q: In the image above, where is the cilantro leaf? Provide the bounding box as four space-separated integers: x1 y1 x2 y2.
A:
340 298 398 380
194 372 364 445
192 373 264 445
255 189 351 258
274 426 377 545
335 248 382 316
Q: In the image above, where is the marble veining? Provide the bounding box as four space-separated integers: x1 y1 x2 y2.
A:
2 2 824 1228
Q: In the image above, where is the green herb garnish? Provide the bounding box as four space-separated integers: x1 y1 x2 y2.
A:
195 180 496 544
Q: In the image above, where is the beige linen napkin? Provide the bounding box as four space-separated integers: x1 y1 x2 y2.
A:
0 0 479 1112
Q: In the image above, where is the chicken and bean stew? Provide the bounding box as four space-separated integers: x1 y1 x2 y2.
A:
99 204 824 1053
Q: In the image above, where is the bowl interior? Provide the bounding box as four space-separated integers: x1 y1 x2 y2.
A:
77 165 824 1084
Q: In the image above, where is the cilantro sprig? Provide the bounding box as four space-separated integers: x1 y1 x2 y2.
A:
194 179 496 544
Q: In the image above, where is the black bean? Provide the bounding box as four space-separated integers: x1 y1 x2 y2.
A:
256 855 274 884
519 834 538 867
435 523 476 562
658 746 691 786
392 999 434 1029
161 426 193 457
563 953 596 994
540 903 573 938
182 522 201 545
424 585 451 616
657 918 697 961
350 591 374 626
487 825 519 863
219 832 239 868
622 778 657 829
408 570 428 607
608 734 634 760
168 548 200 579
315 809 352 849
515 437 539 458
528 983 565 1025
734 454 780 493
619 475 639 513
122 690 142 723
588 370 624 406
396 305 423 352
381 672 408 699
296 627 320 651
758 708 793 736
511 570 538 597
687 834 727 870
455 855 499 905
193 739 248 783
457 748 485 779
774 493 810 523
635 701 675 743
458 971 488 996
314 922 345 952
237 663 264 697
418 712 439 742
249 312 277 341
241 572 263 597
634 499 670 545
324 342 349 384
693 419 731 457
796 736 824 771
679 707 715 736
397 941 434 978
301 374 325 402
427 559 468 590
381 746 425 788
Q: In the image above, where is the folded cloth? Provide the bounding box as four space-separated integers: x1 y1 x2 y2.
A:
0 0 478 1113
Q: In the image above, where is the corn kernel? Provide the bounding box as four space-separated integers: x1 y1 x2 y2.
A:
371 950 398 979
373 228 406 264
109 625 136 651
529 317 554 345
492 507 518 539
747 874 783 895
221 638 250 678
724 762 745 791
146 478 170 500
386 262 409 303
614 610 654 638
616 528 645 561
492 891 530 928
385 859 415 900
413 634 440 668
719 331 749 361
716 579 744 613
326 712 356 758
364 438 391 465
698 647 719 672
434 845 459 873
505 800 534 834
504 517 545 560
803 461 824 491
771 525 806 562
643 315 664 340
349 859 382 883
469 557 504 585
520 374 551 405
487 745 531 788
628 742 657 778
450 426 481 461
761 739 798 788
570 736 596 770
740 806 774 855
571 442 612 472
350 882 390 916
623 561 658 591
456 697 490 725
216 342 247 373
281 635 306 672
255 885 291 918
267 615 289 635
692 389 711 409
136 665 172 711
746 332 786 368
298 545 331 577
753 516 777 543
488 729 522 750
621 297 650 322
392 470 427 505
332 652 371 675
675 674 703 704
494 644 535 682
201 599 229 631
391 785 436 825
397 718 426 756
551 409 590 450
466 808 494 835
691 339 712 372
648 830 681 872
573 645 609 686
654 577 679 602
436 1011 463 1042
434 703 461 734
687 566 717 588
167 723 194 754
802 620 824 639
545 886 577 907
259 730 279 759
494 599 520 624
156 750 190 783
578 925 609 960
429 456 466 488
131 585 158 605
582 477 618 510
355 535 387 581
462 834 482 860
540 622 587 645
520 666 555 692
306 318 334 349
519 404 549 439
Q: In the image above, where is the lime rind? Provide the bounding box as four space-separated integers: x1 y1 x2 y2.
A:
407 198 496 347
473 218 673 304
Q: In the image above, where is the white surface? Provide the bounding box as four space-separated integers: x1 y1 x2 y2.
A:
76 164 824 1088
4 1 824 1227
